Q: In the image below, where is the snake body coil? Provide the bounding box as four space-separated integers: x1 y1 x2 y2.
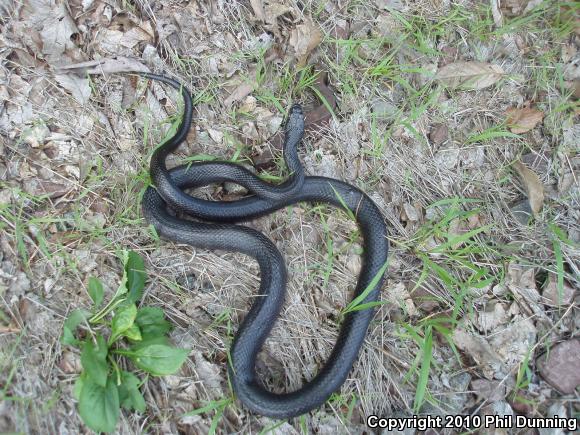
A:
141 73 389 418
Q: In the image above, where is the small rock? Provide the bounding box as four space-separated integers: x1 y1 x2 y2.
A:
207 128 223 144
536 338 580 394
402 203 420 222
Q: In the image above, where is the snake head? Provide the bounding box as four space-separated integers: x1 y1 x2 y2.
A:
285 104 305 134
289 104 303 115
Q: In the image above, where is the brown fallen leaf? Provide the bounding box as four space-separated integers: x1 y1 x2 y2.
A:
501 0 533 18
542 273 576 306
435 61 504 90
37 2 79 64
513 160 544 216
289 20 323 67
23 179 70 199
264 2 294 36
429 123 449 146
506 106 544 133
57 57 150 75
470 379 507 402
54 73 91 105
224 83 254 107
452 328 506 380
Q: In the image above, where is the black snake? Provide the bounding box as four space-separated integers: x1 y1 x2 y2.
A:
140 73 389 418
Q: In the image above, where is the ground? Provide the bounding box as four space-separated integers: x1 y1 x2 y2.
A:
0 0 579 434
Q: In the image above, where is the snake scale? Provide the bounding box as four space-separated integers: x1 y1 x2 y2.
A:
140 73 389 418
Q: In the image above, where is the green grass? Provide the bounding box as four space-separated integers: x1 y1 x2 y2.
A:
182 397 235 435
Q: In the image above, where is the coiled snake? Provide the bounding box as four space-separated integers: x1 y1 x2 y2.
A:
140 73 389 418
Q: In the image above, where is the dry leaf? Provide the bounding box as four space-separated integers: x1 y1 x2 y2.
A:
96 28 151 53
500 0 529 17
435 61 504 90
476 302 508 333
57 57 150 75
289 21 322 67
264 2 294 35
513 161 544 215
224 83 254 107
429 123 449 146
250 0 265 21
38 2 79 63
470 379 507 402
506 107 544 133
542 273 576 306
54 73 91 105
452 328 506 380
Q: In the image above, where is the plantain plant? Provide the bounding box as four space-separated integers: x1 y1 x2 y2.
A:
61 250 188 433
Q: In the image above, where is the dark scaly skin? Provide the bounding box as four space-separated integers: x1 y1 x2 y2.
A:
140 73 389 418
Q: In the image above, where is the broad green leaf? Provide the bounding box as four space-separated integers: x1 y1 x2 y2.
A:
129 344 188 376
73 374 85 401
88 277 104 308
124 324 142 341
130 336 171 351
118 371 146 413
111 303 137 343
81 335 109 387
135 306 172 339
78 375 120 433
61 309 90 346
126 251 146 303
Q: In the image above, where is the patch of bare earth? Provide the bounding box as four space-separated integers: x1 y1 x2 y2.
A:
0 0 578 433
